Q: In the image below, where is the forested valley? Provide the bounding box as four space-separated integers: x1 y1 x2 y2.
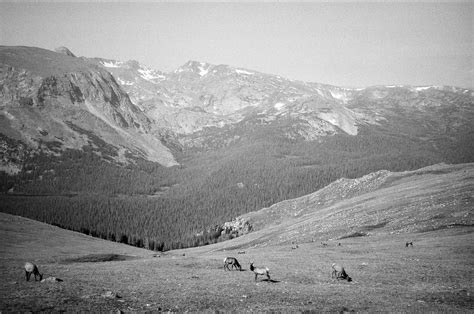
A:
1 125 473 251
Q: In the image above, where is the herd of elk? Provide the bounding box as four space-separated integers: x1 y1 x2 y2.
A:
24 240 417 285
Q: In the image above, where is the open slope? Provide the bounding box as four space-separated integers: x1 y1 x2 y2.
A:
1 163 472 312
231 163 473 244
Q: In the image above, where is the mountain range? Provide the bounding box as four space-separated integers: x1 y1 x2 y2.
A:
0 45 473 249
2 46 472 166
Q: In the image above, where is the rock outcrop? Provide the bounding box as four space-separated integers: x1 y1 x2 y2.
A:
0 46 177 166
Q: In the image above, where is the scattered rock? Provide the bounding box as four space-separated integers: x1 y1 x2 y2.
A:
41 277 63 283
102 291 121 299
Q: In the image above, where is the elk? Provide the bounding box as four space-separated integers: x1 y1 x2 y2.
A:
405 241 413 247
24 262 43 281
249 262 270 281
331 263 352 282
223 257 242 271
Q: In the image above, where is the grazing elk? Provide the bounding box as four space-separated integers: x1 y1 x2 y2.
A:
249 262 270 281
24 262 43 281
331 263 352 282
405 241 413 247
223 257 242 271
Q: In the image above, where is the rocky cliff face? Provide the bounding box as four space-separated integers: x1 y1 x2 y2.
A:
0 46 177 166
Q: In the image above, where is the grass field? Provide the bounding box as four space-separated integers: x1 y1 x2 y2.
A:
1 163 473 312
0 212 472 312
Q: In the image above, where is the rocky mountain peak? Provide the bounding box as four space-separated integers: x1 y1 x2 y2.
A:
0 46 177 166
54 46 76 57
174 60 214 77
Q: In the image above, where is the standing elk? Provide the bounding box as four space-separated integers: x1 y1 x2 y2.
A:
405 241 413 247
24 262 43 281
331 263 352 282
223 257 242 271
249 262 270 281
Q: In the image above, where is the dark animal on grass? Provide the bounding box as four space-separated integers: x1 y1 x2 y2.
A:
238 251 246 254
224 257 242 271
24 262 43 281
321 242 328 247
405 241 413 247
331 263 352 282
250 262 270 281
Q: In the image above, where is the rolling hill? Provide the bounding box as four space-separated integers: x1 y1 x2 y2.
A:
0 162 472 312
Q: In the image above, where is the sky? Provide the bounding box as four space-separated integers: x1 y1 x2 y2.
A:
1 2 472 88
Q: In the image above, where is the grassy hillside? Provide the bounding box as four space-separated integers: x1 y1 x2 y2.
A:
0 163 472 311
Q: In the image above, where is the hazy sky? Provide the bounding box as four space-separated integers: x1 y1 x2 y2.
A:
1 2 472 88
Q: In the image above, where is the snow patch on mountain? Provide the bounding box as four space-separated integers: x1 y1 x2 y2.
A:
414 86 438 91
117 78 134 86
235 69 254 75
198 63 210 76
316 107 360 136
274 102 286 111
329 90 350 103
101 60 123 68
138 68 165 81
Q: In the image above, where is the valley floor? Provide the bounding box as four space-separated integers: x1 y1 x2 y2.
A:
0 212 472 312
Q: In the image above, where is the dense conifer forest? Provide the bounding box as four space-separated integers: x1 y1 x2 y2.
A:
1 126 473 251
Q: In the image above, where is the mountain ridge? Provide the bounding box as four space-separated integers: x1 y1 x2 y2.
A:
0 46 177 166
89 50 472 151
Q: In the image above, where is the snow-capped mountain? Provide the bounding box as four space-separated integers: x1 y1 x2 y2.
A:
93 56 473 150
1 46 472 168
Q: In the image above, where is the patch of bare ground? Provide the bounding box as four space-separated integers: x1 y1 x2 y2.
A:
0 163 473 311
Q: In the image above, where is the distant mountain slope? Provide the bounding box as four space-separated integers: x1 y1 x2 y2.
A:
0 46 176 166
94 56 473 152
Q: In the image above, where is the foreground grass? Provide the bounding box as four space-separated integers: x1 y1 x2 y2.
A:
0 212 472 312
